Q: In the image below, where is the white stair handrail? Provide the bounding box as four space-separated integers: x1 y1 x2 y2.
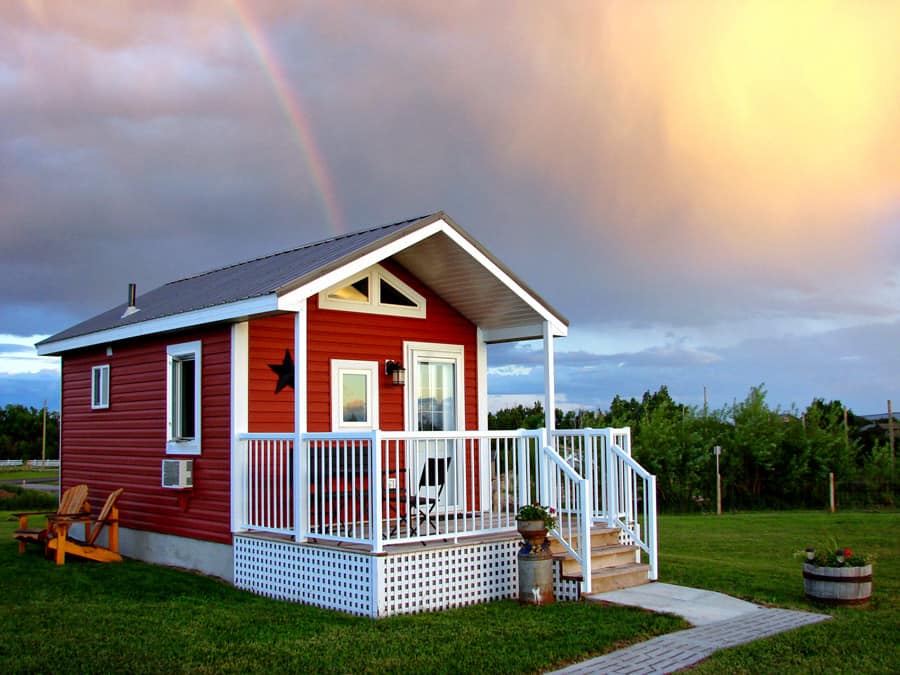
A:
540 444 593 595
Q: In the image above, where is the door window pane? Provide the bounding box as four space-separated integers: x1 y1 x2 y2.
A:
416 361 456 431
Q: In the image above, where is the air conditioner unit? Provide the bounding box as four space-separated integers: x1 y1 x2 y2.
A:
162 459 193 489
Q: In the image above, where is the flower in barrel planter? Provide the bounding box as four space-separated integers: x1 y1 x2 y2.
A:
516 503 558 531
515 503 558 552
799 544 875 605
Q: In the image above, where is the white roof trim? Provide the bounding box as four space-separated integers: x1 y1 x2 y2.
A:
36 295 278 356
280 218 567 336
438 224 567 336
278 220 445 308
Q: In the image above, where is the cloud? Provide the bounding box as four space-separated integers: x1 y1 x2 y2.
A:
2 2 898 417
488 319 900 414
0 370 59 410
0 334 58 376
371 2 900 329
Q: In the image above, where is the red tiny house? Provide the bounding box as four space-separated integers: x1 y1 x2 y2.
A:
37 213 578 604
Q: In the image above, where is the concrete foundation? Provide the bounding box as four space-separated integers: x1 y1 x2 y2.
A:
118 528 234 582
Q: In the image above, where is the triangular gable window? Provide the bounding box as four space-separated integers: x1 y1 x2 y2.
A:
327 277 369 303
380 278 417 307
319 264 426 318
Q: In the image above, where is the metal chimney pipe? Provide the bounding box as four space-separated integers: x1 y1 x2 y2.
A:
121 283 140 318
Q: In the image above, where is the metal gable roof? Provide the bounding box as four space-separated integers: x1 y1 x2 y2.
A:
37 212 568 355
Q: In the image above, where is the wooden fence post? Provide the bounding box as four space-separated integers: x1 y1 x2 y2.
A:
829 472 835 513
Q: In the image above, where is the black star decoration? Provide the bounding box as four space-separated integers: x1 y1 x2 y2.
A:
269 349 294 393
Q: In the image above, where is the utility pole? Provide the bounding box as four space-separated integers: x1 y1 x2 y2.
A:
889 399 896 473
843 406 849 453
41 400 47 463
714 445 722 515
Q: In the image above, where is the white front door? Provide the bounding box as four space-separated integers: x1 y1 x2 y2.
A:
405 343 465 510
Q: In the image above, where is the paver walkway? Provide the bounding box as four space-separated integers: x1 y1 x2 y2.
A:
551 584 831 675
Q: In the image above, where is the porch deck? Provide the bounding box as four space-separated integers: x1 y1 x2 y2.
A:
238 525 521 556
232 427 657 615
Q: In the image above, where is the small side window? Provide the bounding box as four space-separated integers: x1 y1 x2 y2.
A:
167 341 201 455
91 365 110 409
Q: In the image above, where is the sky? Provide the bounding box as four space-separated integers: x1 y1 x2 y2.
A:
2 1 899 417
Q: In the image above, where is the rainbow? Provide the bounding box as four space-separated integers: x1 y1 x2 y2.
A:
230 1 344 234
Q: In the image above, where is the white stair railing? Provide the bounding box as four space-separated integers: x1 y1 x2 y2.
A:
606 441 658 580
552 428 658 582
540 444 593 594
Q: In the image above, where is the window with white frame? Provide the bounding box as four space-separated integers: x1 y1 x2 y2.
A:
331 360 379 431
91 365 109 409
319 264 426 318
167 341 201 455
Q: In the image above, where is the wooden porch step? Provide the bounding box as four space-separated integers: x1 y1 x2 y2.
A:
548 527 620 555
585 562 651 594
554 544 637 576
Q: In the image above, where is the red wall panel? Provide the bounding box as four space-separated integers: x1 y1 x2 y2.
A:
60 325 232 544
248 314 295 433
247 260 479 433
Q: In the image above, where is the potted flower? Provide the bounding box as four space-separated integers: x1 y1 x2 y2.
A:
516 503 558 540
800 545 875 605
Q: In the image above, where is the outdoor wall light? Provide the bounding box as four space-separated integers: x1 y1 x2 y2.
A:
385 360 406 386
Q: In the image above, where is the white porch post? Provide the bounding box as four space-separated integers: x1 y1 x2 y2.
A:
543 320 555 432
370 429 383 553
476 327 491 515
230 322 249 533
539 321 555 506
294 305 308 543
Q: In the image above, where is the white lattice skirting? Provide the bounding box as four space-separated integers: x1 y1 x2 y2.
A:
234 535 582 617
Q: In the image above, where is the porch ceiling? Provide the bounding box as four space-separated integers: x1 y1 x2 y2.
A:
393 231 566 343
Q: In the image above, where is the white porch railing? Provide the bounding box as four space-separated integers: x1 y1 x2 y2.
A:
235 433 295 536
235 426 658 589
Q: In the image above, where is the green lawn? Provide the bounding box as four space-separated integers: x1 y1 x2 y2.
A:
0 509 682 674
1 509 896 673
0 468 59 481
659 510 899 673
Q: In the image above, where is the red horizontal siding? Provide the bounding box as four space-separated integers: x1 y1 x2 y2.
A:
248 314 295 433
60 326 232 544
247 259 478 434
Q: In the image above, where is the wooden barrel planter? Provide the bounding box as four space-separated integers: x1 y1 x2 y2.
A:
803 563 872 604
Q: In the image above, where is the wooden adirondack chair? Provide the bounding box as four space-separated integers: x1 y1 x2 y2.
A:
46 488 124 565
13 483 90 554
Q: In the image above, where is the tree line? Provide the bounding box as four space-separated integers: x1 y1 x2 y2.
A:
0 404 59 461
489 385 897 511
